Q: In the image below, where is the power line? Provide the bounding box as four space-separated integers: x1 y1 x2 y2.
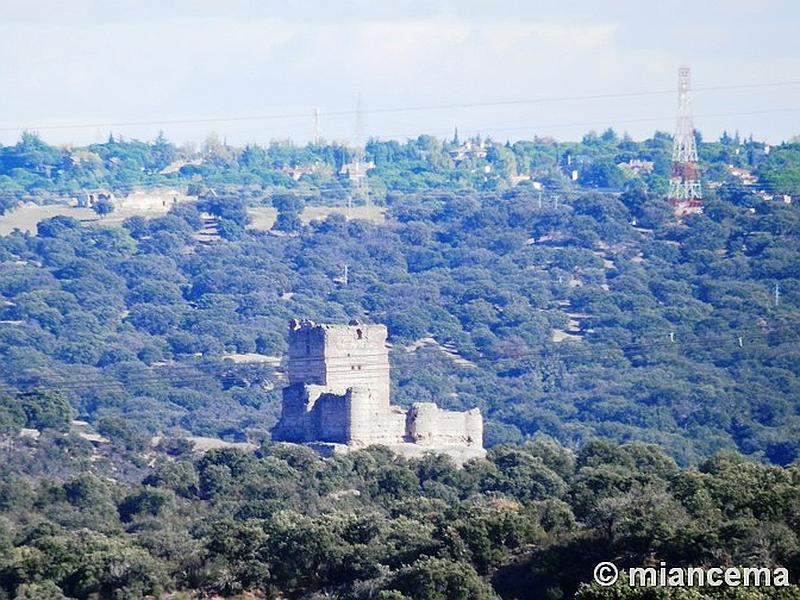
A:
0 112 314 133
0 362 278 396
369 106 800 141
333 80 800 117
1 79 799 134
1 323 796 397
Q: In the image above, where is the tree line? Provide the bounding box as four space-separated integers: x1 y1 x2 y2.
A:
0 438 798 599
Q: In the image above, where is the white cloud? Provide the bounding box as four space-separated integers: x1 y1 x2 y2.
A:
0 4 797 145
479 22 617 53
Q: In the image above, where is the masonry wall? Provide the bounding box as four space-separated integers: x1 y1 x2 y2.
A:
315 392 350 443
272 384 308 442
321 324 390 407
287 323 327 386
273 383 335 442
346 386 406 445
286 321 390 407
406 403 483 448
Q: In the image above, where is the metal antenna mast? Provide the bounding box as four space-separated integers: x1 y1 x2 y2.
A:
353 92 370 206
356 92 363 150
668 67 702 207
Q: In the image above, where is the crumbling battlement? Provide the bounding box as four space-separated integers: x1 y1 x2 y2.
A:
272 319 485 461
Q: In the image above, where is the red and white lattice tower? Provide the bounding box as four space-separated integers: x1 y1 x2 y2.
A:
668 67 702 207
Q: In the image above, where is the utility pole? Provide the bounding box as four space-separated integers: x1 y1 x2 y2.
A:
333 263 349 286
356 92 363 152
668 67 703 208
313 107 321 144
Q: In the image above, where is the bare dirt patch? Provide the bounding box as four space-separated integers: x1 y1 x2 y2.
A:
222 353 282 366
0 188 193 235
248 205 386 230
404 337 476 368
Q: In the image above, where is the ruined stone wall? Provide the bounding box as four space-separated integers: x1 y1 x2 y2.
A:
271 384 308 442
386 407 409 444
315 392 350 443
273 383 334 442
406 403 483 448
287 321 327 385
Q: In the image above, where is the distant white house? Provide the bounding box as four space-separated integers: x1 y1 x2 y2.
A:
617 158 654 176
283 161 333 181
339 160 374 180
449 140 488 163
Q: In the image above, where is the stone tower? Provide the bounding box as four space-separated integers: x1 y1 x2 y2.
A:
272 319 485 462
286 318 390 406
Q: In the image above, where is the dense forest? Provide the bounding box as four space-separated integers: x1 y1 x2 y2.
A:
1 439 799 598
0 129 799 598
1 180 798 464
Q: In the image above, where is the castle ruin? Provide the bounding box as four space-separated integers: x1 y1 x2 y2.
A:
272 319 485 462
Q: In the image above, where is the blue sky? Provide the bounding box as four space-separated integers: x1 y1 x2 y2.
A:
1 0 799 146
